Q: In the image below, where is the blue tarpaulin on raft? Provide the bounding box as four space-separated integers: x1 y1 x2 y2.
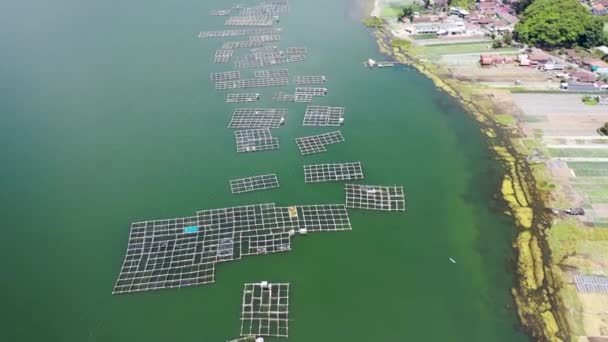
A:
184 226 199 234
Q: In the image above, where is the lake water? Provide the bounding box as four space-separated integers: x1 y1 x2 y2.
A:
0 0 530 341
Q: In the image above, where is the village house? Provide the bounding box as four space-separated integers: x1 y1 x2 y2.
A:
477 0 498 14
582 58 608 75
570 69 599 83
592 3 607 15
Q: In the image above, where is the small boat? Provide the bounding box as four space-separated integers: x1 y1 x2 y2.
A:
367 58 377 68
449 257 456 264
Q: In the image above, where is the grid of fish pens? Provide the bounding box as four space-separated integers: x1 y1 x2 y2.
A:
234 54 307 69
215 49 234 63
295 94 313 103
248 34 281 43
225 16 274 26
345 184 406 211
222 40 265 49
295 131 344 155
230 174 280 194
242 232 291 256
196 203 292 261
216 77 289 90
112 216 217 294
211 71 241 82
240 282 290 338
295 87 327 97
228 108 286 129
303 105 345 126
250 46 280 55
294 75 326 85
291 204 351 232
304 162 363 183
227 93 260 103
574 274 608 293
286 46 306 54
239 1 289 16
272 92 295 102
235 129 279 152
198 28 282 38
255 69 289 78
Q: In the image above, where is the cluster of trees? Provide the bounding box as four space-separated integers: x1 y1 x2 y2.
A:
514 0 606 48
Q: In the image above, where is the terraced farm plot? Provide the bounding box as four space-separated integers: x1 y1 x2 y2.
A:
572 183 608 203
568 162 608 177
548 148 608 159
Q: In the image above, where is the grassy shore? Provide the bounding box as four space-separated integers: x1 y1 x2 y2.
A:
368 24 570 342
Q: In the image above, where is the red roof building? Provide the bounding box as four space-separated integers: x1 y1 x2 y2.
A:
570 70 598 83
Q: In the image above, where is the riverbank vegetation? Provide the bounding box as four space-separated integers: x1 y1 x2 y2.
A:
372 28 568 342
362 16 383 27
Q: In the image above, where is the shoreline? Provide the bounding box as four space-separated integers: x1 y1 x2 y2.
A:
364 10 569 342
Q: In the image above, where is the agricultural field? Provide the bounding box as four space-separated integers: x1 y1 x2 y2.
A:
568 162 608 177
548 148 608 159
421 42 516 58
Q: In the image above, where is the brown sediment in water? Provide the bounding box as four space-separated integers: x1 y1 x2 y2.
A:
370 28 569 342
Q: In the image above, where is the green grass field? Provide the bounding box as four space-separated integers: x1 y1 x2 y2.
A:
421 42 517 58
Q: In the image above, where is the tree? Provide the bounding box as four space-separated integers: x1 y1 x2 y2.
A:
400 7 414 22
492 39 503 49
503 31 513 45
514 0 606 48
515 0 534 14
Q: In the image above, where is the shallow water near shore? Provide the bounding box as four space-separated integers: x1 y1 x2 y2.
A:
0 0 530 341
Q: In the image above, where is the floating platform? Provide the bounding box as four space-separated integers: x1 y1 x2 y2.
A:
234 129 279 152
295 131 344 155
248 34 281 43
295 94 313 103
210 9 231 16
345 184 405 211
198 28 282 38
286 46 306 55
240 282 290 338
112 202 351 294
304 162 363 183
228 108 286 129
295 87 327 97
250 46 280 55
112 216 216 294
197 203 289 259
222 40 265 50
230 174 280 194
303 105 345 126
211 70 241 82
216 77 289 90
227 93 260 103
294 75 326 85
272 92 295 102
255 69 288 78
574 274 608 293
234 54 307 69
377 62 395 67
215 49 234 63
225 16 275 26
239 1 289 16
